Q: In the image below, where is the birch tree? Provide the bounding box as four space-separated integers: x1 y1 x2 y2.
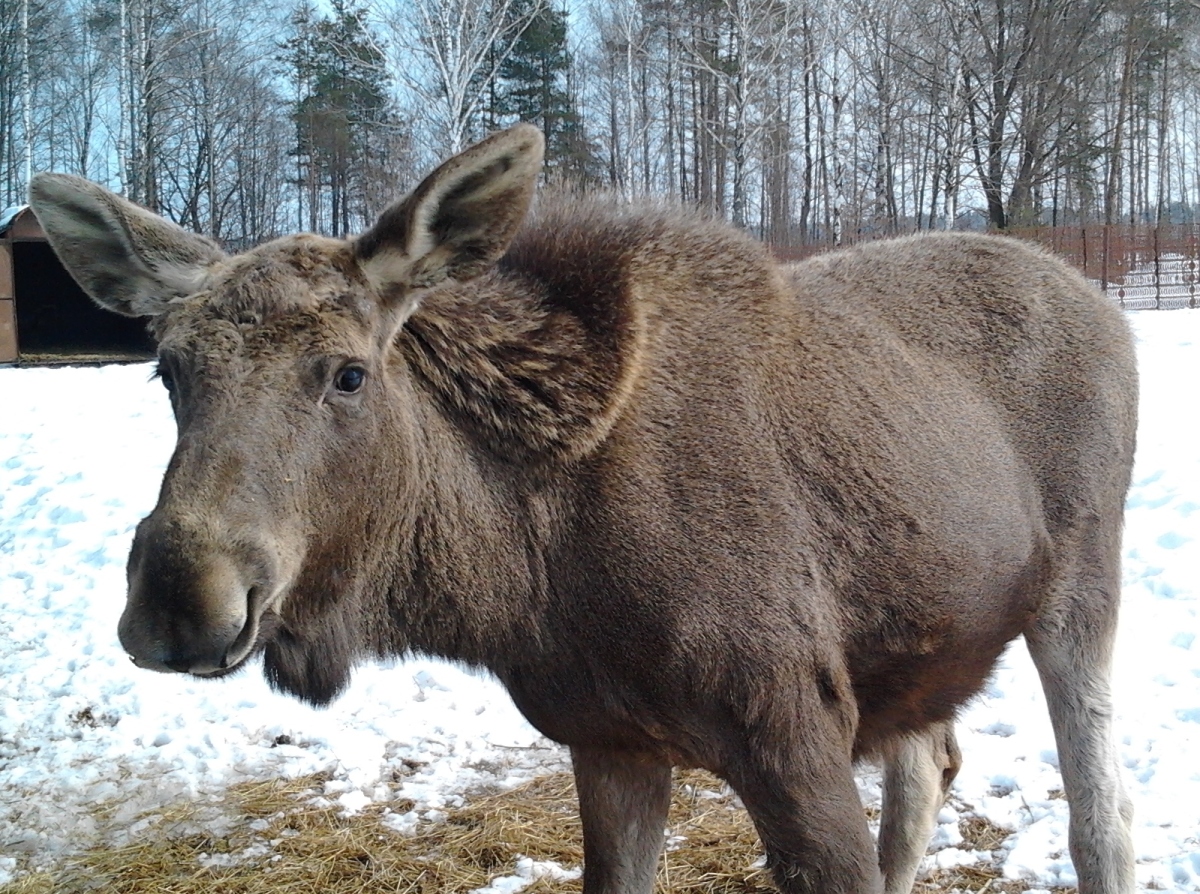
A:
21 0 31 188
113 0 198 208
377 0 545 153
0 0 54 205
588 0 653 197
676 0 802 226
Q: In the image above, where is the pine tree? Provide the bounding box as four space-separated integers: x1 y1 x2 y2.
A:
282 0 394 236
495 0 598 184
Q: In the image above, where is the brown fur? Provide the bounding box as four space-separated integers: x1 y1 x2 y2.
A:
29 125 1137 894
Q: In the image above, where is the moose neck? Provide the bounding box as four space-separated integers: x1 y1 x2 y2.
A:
368 226 654 672
377 311 562 672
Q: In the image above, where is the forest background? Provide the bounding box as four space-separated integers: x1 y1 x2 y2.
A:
0 0 1195 250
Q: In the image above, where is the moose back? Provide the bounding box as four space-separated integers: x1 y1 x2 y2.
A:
29 125 1136 894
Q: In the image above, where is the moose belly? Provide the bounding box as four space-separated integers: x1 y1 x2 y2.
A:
842 518 1052 758
500 659 708 766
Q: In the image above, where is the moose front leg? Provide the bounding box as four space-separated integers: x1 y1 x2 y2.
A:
729 756 883 894
571 746 673 894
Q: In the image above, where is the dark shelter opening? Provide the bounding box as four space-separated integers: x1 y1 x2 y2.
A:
12 241 154 360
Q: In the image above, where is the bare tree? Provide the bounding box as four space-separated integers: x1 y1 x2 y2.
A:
587 0 654 198
57 9 107 180
21 0 31 188
676 0 803 227
376 0 546 153
14 0 1200 246
943 0 1115 228
0 0 57 205
115 0 198 208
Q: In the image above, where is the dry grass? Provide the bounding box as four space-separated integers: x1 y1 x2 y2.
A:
912 814 1071 894
0 770 1050 894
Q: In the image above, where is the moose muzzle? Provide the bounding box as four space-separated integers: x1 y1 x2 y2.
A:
118 512 286 676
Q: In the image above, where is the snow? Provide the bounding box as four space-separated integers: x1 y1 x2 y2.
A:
2 310 1199 891
471 857 583 894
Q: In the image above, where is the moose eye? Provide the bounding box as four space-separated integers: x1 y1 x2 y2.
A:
155 363 176 393
334 365 367 394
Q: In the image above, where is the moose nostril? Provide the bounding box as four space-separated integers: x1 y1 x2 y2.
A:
219 586 267 670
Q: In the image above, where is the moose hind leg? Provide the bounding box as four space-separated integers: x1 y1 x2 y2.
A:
1024 530 1135 894
571 747 672 894
878 722 962 894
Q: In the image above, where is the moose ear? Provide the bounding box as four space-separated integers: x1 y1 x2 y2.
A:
354 124 544 305
28 173 224 317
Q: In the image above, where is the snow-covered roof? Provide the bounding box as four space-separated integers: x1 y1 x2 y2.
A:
0 203 27 235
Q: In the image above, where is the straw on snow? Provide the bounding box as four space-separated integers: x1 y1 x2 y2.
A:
1 769 1042 894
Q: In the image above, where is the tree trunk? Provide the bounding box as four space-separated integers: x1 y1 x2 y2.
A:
1105 22 1136 226
20 0 31 189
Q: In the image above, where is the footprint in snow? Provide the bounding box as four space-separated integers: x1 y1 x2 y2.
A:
1156 531 1192 550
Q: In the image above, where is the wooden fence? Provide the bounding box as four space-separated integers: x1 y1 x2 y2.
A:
1011 225 1200 310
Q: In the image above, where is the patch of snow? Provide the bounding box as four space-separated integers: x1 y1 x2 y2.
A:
470 856 582 894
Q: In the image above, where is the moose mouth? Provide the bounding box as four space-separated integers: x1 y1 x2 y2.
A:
121 578 290 678
169 608 285 678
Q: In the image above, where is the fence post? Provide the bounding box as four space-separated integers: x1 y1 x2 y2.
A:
1103 226 1121 309
1153 225 1161 310
1081 226 1088 282
1191 225 1198 310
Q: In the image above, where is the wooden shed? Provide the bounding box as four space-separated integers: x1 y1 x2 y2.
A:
0 205 154 365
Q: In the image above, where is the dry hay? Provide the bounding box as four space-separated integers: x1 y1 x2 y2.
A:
1 769 1050 894
911 814 1072 894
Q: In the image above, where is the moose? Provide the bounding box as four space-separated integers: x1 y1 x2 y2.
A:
29 124 1136 894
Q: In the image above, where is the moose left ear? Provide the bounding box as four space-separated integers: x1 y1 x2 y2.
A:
29 173 224 317
354 124 544 306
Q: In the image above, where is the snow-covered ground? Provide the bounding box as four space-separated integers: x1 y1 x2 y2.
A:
1 310 1198 891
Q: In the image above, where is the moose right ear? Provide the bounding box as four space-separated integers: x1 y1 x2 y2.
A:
354 124 544 312
28 173 225 317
